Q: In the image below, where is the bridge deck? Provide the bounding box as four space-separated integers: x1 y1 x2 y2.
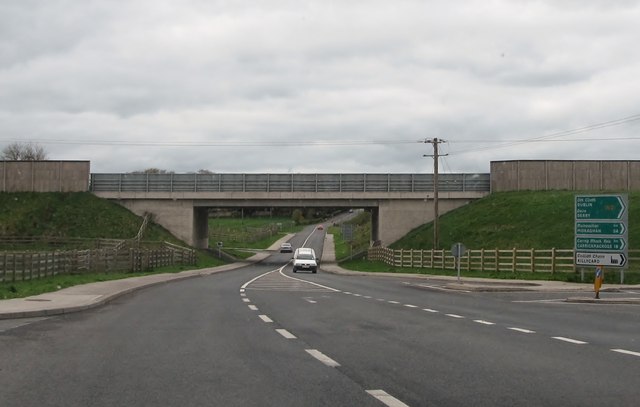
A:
91 173 490 194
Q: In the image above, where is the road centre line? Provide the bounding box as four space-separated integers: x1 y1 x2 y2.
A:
259 315 273 323
305 349 340 367
366 390 411 407
553 336 588 345
508 327 536 334
611 349 640 357
276 329 297 339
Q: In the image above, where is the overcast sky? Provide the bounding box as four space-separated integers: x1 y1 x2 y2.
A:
1 0 639 174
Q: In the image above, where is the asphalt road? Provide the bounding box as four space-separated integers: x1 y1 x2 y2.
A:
2 226 639 406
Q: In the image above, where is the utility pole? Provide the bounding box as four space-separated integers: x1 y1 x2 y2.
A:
423 138 447 250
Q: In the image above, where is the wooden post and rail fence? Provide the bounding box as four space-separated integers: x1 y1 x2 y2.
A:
0 240 196 283
367 246 639 274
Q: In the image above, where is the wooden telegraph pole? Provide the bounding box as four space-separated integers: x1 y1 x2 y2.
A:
423 138 447 250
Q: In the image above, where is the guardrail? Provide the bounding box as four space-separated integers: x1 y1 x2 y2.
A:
91 173 491 193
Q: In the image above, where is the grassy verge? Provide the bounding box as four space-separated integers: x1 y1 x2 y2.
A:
0 249 225 299
339 259 640 284
329 211 371 260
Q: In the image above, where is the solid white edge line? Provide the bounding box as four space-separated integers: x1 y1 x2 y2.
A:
276 329 296 339
508 327 536 334
258 315 273 323
553 336 587 345
305 349 340 367
277 267 340 292
366 390 411 407
611 349 640 357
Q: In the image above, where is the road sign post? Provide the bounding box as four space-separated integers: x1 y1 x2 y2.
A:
575 194 629 284
451 243 466 283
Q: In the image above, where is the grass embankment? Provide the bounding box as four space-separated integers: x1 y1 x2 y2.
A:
337 191 640 284
330 211 372 260
0 192 225 299
0 192 182 248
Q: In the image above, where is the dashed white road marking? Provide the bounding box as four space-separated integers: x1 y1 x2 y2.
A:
388 300 400 304
363 296 372 299
509 327 536 334
474 320 495 325
344 292 353 295
305 349 340 367
276 329 296 339
240 293 246 297
404 304 418 308
259 315 273 323
353 294 362 297
611 349 640 357
242 298 250 303
553 336 587 345
422 308 439 313
445 314 465 319
248 305 258 311
366 390 410 407
377 298 386 302
303 298 317 304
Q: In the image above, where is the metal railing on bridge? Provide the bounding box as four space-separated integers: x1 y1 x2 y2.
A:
91 173 490 193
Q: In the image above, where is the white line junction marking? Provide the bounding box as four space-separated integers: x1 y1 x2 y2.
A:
553 336 587 345
366 390 411 407
276 329 297 339
305 349 340 367
509 327 536 334
611 349 640 357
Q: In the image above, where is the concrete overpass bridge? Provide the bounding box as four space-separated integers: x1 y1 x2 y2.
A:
91 173 490 249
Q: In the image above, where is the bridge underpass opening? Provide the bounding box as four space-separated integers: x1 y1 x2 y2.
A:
201 205 378 252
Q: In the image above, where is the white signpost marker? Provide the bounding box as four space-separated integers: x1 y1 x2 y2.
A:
575 194 629 283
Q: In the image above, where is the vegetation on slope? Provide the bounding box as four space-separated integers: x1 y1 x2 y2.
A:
0 192 180 244
392 191 639 250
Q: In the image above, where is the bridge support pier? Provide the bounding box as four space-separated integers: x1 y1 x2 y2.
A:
118 199 209 249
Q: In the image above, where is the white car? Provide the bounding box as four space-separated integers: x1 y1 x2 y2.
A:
292 247 318 273
280 242 293 253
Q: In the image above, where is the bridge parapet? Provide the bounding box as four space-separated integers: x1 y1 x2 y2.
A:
91 173 490 194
